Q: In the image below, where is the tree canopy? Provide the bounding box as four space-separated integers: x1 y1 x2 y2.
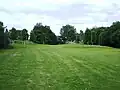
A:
83 21 120 48
30 23 57 45
60 25 76 42
0 21 10 49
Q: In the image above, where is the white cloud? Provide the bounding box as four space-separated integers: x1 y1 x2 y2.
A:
0 0 120 35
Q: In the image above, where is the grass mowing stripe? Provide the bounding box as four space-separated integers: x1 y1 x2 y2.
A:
0 44 120 90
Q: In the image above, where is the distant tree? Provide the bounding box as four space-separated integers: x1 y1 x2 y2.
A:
30 23 57 45
84 27 108 45
4 29 10 48
30 30 36 42
0 21 10 49
79 30 84 42
57 36 64 44
21 29 29 41
83 21 120 48
16 30 22 40
60 25 76 42
109 21 120 47
75 33 80 43
9 27 17 40
19 29 29 45
84 28 91 44
95 27 107 45
0 21 4 48
90 30 96 45
1 20 120 48
48 31 57 45
111 29 120 48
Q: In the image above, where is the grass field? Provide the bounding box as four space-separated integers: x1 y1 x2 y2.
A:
0 44 120 90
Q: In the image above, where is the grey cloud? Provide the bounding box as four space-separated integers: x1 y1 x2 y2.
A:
43 3 94 20
98 3 120 22
0 7 12 14
0 3 93 19
1 1 120 25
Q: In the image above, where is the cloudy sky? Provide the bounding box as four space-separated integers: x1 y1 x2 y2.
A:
0 0 120 35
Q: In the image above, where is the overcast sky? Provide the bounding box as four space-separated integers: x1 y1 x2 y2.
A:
0 0 120 35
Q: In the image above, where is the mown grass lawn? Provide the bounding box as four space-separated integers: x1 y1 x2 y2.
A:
0 44 120 90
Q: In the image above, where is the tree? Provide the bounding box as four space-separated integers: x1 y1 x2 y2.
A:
0 21 10 49
84 27 108 45
60 25 76 42
84 28 91 44
75 33 80 43
30 30 36 42
4 29 10 48
48 31 57 45
111 29 120 48
0 21 4 48
21 29 29 41
90 30 96 45
30 23 57 45
57 36 64 44
83 21 120 48
109 21 120 47
16 30 22 40
79 30 84 42
9 27 17 40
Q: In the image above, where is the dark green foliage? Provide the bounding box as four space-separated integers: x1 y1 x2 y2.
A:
30 23 57 45
60 25 76 42
84 27 109 45
1 20 120 47
4 29 10 48
57 36 65 44
59 28 84 44
111 30 120 48
83 21 120 48
48 32 57 45
9 28 29 43
9 27 17 40
30 30 36 42
0 22 4 49
0 21 10 49
84 28 91 44
21 29 29 41
16 30 22 40
79 30 84 42
75 33 80 43
0 32 4 48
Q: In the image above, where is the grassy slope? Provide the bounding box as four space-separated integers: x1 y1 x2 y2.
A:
0 44 120 90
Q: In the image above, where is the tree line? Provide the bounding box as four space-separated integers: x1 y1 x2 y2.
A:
59 21 120 48
0 21 29 49
84 21 120 48
0 21 120 49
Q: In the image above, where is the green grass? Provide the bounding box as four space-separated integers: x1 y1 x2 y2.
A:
0 44 120 90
